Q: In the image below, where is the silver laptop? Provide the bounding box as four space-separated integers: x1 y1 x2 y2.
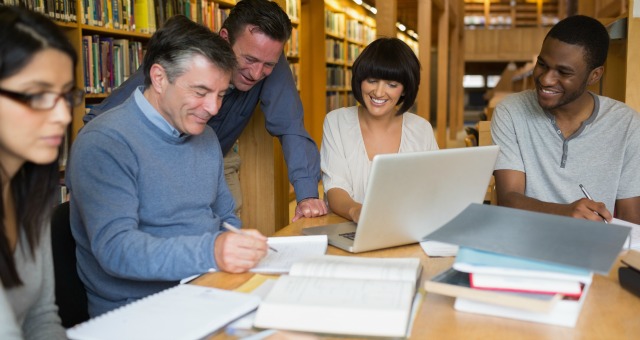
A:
302 145 500 253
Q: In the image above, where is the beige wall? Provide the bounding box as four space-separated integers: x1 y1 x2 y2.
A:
464 27 550 62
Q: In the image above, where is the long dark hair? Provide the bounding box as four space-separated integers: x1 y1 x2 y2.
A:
0 6 77 288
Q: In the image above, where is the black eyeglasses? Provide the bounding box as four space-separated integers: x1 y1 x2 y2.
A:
0 87 85 110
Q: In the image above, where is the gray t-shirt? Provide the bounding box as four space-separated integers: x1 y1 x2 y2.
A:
491 90 640 212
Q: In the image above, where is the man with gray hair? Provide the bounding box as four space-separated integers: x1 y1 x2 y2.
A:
67 15 269 317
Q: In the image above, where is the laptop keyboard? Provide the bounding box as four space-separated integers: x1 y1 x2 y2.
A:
339 232 356 240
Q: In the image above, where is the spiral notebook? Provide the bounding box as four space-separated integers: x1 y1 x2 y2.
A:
66 284 261 340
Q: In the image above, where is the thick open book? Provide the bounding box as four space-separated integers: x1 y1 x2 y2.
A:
66 284 260 340
253 255 422 337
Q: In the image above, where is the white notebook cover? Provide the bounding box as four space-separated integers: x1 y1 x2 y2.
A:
67 284 260 340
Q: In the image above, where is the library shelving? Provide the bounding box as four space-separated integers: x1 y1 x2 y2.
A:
322 1 375 113
285 0 300 90
300 0 375 146
0 0 236 140
463 0 560 29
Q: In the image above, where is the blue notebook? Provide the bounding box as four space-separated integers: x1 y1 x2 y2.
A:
454 247 592 283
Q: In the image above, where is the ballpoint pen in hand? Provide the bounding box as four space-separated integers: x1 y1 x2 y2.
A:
579 184 608 224
222 222 279 252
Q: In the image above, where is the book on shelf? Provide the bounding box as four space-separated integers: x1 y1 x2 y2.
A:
66 284 260 340
424 267 562 313
454 282 591 328
253 255 422 337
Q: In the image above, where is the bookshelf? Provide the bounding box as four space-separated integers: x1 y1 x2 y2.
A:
299 0 375 145
285 0 300 90
1 0 236 141
326 3 375 113
463 0 561 29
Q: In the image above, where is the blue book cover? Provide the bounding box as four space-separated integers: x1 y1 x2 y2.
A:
454 247 591 282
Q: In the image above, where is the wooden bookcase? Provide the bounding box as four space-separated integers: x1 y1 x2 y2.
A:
300 0 375 146
464 0 562 29
285 0 301 90
15 0 237 142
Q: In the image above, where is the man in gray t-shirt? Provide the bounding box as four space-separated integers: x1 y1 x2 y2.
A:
491 15 640 225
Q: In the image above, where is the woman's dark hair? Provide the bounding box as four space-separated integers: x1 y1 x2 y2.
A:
221 0 292 46
0 6 76 288
351 37 421 115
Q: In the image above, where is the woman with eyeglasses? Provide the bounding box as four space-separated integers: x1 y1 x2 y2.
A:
0 6 80 339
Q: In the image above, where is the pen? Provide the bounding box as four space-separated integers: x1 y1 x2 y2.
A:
222 222 278 252
578 184 608 224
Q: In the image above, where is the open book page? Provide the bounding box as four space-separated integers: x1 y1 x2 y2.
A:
66 285 260 340
288 255 421 282
252 235 328 273
254 275 415 337
611 218 640 250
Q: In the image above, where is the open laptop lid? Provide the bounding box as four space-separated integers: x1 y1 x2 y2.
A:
350 145 500 252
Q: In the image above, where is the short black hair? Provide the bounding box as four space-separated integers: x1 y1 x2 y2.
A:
222 0 292 46
546 15 609 71
351 37 421 115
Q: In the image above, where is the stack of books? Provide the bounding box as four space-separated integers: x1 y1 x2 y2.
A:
422 203 631 328
426 247 593 327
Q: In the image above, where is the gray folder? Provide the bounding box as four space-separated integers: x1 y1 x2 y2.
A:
424 203 630 274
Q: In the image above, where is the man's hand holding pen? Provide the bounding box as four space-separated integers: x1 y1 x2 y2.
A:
570 184 612 223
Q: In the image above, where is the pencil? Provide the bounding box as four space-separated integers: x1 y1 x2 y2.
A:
222 222 279 252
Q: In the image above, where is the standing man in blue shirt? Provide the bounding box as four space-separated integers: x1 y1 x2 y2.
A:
85 0 327 221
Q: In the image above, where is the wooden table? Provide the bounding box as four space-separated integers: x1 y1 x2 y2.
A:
193 215 640 339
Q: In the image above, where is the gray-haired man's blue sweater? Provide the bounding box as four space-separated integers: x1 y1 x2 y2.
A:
67 91 239 317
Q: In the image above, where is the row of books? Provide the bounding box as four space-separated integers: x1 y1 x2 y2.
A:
346 18 375 45
82 35 144 94
284 0 298 21
326 38 345 63
79 0 134 30
76 0 230 34
346 43 363 63
326 66 349 89
285 26 299 58
326 91 356 112
1 0 77 21
324 8 345 37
